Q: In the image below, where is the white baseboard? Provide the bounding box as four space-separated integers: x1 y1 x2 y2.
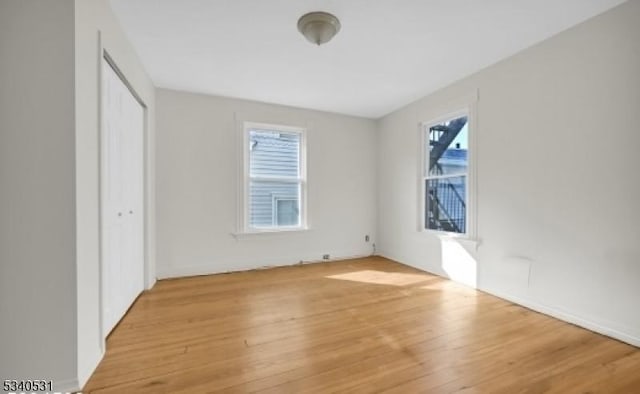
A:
156 253 373 279
76 345 105 392
53 378 80 393
478 285 640 348
145 278 157 290
378 252 640 348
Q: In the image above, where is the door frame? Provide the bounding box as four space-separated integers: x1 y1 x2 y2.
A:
99 48 150 344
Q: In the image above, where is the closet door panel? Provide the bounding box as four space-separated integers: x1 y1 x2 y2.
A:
122 86 145 307
101 58 145 336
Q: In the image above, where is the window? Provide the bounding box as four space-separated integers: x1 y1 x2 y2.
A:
243 122 306 232
422 111 472 235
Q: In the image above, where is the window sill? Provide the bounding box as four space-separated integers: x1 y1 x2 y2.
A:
231 227 311 240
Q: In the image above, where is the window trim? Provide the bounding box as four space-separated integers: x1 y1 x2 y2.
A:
419 99 478 240
241 121 308 234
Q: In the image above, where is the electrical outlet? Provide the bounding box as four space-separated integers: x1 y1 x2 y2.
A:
322 254 330 260
365 235 370 242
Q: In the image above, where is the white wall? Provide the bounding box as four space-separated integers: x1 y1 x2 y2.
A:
2 1 637 389
0 0 77 387
74 0 156 388
377 1 640 345
0 0 156 390
156 89 377 278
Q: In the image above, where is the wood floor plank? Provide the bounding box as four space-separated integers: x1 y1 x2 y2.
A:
83 257 640 393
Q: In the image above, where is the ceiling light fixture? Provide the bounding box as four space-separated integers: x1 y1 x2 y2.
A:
297 11 341 46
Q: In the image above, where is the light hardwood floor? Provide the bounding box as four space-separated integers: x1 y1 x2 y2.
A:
83 257 640 393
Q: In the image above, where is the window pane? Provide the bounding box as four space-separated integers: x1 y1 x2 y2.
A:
249 129 300 178
249 180 300 228
427 116 468 176
425 176 466 234
276 199 298 226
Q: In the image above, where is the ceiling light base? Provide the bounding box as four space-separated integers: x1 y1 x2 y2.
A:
297 11 341 46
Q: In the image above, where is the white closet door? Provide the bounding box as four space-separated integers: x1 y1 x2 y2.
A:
101 58 145 336
121 78 145 313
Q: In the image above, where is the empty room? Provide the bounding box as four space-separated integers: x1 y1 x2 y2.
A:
2 0 640 393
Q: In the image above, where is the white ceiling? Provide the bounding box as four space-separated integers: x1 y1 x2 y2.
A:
109 0 625 119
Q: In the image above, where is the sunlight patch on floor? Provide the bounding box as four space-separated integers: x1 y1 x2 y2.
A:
326 270 431 286
419 280 477 296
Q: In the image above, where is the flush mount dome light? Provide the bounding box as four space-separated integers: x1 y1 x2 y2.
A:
297 11 341 46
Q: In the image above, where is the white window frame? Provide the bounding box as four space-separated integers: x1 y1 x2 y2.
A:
419 99 477 240
241 121 307 233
